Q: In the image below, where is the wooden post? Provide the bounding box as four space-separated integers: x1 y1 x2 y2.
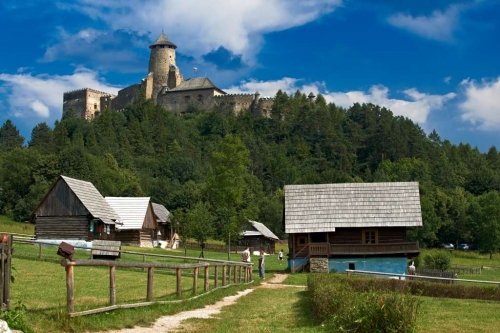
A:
176 268 182 297
238 266 242 283
222 265 227 286
39 242 42 259
204 266 209 292
147 267 154 301
193 267 199 294
0 242 4 311
214 266 219 288
109 266 116 305
142 254 146 272
233 265 237 284
66 265 74 314
5 236 12 310
227 265 231 284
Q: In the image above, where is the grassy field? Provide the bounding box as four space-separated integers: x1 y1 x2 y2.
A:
2 216 500 332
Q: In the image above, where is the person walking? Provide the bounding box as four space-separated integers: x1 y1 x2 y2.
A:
258 250 265 279
278 249 284 265
241 247 250 263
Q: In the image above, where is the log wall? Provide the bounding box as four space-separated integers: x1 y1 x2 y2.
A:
36 216 88 240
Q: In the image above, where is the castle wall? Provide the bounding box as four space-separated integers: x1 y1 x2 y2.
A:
142 73 154 100
63 90 87 118
63 88 114 120
158 89 222 114
257 98 274 118
111 84 142 111
214 94 254 115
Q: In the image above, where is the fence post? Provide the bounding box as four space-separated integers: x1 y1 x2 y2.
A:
238 266 242 283
142 254 146 272
110 266 116 305
1 242 4 311
222 265 227 286
193 267 199 294
147 267 154 301
233 265 237 284
66 265 74 314
214 266 219 288
204 266 209 292
39 242 42 259
176 268 182 297
5 236 12 310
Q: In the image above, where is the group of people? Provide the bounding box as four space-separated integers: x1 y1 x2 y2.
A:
241 247 285 279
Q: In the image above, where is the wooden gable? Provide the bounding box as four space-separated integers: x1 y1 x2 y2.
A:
34 177 88 217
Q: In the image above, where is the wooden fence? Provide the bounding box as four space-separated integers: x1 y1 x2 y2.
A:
61 258 253 317
0 235 13 312
346 269 500 287
408 268 456 284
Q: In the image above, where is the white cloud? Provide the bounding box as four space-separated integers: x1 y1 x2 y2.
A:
226 78 456 124
459 77 500 130
387 5 460 42
61 0 342 63
444 76 452 84
0 68 120 121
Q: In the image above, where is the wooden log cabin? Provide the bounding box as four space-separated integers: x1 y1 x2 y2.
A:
285 182 423 273
105 197 158 247
152 203 171 242
32 175 121 242
240 220 279 254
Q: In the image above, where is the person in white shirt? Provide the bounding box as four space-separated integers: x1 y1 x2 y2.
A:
241 247 250 263
278 249 284 265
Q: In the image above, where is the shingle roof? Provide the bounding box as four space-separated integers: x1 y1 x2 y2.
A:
242 220 279 241
152 203 170 223
105 197 152 230
60 175 120 225
168 77 225 93
285 182 422 234
149 31 177 49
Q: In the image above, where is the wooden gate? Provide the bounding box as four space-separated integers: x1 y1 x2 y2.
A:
0 234 12 312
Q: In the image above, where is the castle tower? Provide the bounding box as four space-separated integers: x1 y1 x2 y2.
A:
148 31 182 103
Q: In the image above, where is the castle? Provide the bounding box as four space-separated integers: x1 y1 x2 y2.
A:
62 32 288 119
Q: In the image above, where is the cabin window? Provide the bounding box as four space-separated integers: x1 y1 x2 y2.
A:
310 233 326 243
362 229 378 244
89 221 95 232
296 236 307 246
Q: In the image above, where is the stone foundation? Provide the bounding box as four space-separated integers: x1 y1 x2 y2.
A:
310 258 329 273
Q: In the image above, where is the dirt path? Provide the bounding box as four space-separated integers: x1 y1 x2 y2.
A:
101 274 292 333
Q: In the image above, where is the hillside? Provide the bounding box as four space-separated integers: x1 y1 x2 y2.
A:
1 92 500 253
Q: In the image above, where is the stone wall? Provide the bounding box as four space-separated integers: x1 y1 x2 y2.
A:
111 84 142 111
310 258 329 273
158 89 222 114
63 88 114 120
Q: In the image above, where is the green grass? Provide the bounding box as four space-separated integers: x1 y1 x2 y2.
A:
3 216 500 332
176 288 325 333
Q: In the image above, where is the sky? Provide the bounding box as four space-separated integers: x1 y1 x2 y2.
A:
1 0 500 151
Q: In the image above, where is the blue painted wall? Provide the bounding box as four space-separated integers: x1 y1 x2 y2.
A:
329 257 408 275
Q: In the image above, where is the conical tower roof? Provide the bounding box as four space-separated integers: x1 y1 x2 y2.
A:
149 31 177 49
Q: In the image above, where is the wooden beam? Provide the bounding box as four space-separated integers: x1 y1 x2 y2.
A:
204 266 209 292
109 266 116 305
193 267 198 294
66 265 74 314
147 267 154 301
176 268 182 297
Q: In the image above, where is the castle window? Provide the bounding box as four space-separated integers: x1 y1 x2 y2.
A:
197 95 203 102
94 103 97 110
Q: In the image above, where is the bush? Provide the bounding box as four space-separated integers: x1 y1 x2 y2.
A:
423 251 451 270
308 274 420 333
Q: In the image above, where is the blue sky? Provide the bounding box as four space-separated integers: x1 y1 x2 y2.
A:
1 0 500 151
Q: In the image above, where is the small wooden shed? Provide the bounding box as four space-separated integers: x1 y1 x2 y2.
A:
32 175 121 241
105 197 158 247
240 220 279 254
152 203 171 241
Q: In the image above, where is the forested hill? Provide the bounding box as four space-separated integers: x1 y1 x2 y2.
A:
1 90 500 254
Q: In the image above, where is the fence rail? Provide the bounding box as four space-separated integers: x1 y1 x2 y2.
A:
60 258 253 317
346 269 500 287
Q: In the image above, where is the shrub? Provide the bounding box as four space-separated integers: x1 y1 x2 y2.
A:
423 251 451 270
308 274 420 333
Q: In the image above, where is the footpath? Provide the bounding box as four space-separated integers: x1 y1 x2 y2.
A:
102 274 291 333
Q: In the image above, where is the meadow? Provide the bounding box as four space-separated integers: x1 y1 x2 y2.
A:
1 217 500 332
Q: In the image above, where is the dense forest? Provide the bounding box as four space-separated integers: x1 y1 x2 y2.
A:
1 91 500 256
